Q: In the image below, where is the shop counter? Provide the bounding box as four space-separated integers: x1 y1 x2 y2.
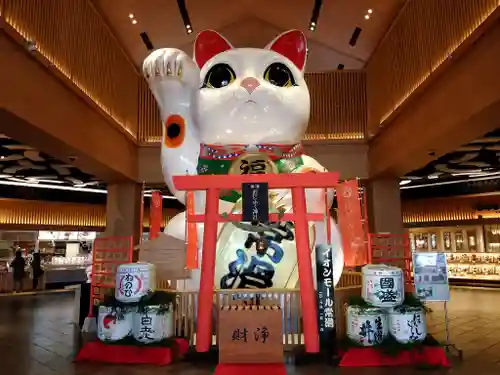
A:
0 270 46 293
43 265 87 285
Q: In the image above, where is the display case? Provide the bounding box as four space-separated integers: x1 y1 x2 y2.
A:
447 253 500 281
409 226 485 253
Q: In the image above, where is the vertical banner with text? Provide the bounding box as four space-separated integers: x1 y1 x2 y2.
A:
336 180 367 266
242 183 269 223
315 244 336 352
149 191 162 240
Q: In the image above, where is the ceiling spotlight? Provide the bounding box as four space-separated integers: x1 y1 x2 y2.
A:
187 28 192 34
309 26 315 31
368 9 373 14
186 24 191 29
128 13 134 19
132 19 138 24
311 21 316 26
364 14 370 20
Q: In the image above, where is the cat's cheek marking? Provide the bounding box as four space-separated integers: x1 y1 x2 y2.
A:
163 114 186 149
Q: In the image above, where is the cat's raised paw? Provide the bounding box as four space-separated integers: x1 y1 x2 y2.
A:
142 48 199 88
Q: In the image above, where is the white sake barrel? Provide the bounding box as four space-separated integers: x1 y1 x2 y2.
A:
164 303 175 338
133 305 169 343
115 263 156 303
346 305 388 346
97 305 134 342
362 264 404 308
389 306 427 344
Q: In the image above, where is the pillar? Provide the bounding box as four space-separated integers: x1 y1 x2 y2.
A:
105 182 143 246
366 178 405 234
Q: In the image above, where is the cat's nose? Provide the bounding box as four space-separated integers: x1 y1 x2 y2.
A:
240 77 260 94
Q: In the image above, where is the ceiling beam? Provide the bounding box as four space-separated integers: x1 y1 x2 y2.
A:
368 19 500 178
0 30 138 183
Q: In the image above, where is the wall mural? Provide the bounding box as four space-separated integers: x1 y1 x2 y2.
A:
0 134 101 188
403 129 500 186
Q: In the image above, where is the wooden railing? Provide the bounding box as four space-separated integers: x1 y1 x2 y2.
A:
158 271 362 348
138 71 367 144
0 0 139 138
366 0 500 137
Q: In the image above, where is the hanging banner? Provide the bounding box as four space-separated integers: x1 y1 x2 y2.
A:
315 244 336 352
336 180 367 266
149 191 162 240
242 183 269 223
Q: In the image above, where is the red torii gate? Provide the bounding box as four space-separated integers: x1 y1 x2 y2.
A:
173 172 339 354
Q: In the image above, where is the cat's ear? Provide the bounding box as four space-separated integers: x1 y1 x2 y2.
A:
194 30 233 68
266 30 307 72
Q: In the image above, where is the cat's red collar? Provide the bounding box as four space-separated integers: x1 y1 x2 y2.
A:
200 143 303 161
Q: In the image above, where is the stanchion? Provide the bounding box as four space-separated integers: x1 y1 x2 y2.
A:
443 301 463 360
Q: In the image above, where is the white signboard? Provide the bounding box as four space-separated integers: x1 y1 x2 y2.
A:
412 252 450 302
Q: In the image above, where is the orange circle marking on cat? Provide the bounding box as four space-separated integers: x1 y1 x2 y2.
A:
164 114 185 148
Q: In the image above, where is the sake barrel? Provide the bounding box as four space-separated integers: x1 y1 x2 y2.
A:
97 305 134 342
133 305 170 343
346 305 388 346
389 305 427 344
164 303 175 338
115 263 156 303
362 264 404 308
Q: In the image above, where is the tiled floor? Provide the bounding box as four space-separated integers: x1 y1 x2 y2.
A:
1 288 500 375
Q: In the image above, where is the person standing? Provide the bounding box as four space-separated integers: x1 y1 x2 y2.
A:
10 250 25 293
31 252 44 290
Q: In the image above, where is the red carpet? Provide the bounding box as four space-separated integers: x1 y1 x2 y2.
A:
75 338 189 365
339 346 450 367
214 363 287 375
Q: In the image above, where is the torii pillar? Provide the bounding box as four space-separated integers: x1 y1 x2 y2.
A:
173 172 339 354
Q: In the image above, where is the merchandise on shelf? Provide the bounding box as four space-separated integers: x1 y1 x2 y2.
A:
446 253 500 280
362 264 404 308
115 263 156 303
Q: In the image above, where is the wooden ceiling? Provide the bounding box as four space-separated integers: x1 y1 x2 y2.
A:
92 0 404 72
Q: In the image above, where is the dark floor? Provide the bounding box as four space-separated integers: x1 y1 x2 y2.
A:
1 288 500 375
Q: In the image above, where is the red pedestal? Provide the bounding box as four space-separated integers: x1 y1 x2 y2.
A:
75 338 189 365
339 346 450 367
214 363 287 375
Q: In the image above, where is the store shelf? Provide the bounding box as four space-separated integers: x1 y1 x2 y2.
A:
450 275 500 281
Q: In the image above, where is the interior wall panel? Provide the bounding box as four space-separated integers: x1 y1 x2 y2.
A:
1 0 139 138
0 199 177 231
366 0 500 137
137 71 368 144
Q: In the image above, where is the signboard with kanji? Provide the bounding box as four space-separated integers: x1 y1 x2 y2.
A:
315 244 336 351
218 305 283 363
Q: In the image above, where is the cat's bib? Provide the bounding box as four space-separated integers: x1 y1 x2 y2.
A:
197 143 304 202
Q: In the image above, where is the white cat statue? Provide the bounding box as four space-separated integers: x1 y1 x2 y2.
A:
143 30 344 291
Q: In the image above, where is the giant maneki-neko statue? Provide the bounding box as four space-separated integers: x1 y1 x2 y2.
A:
142 29 344 293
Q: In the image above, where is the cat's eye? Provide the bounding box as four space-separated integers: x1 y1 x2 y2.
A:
264 63 296 87
202 63 236 89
